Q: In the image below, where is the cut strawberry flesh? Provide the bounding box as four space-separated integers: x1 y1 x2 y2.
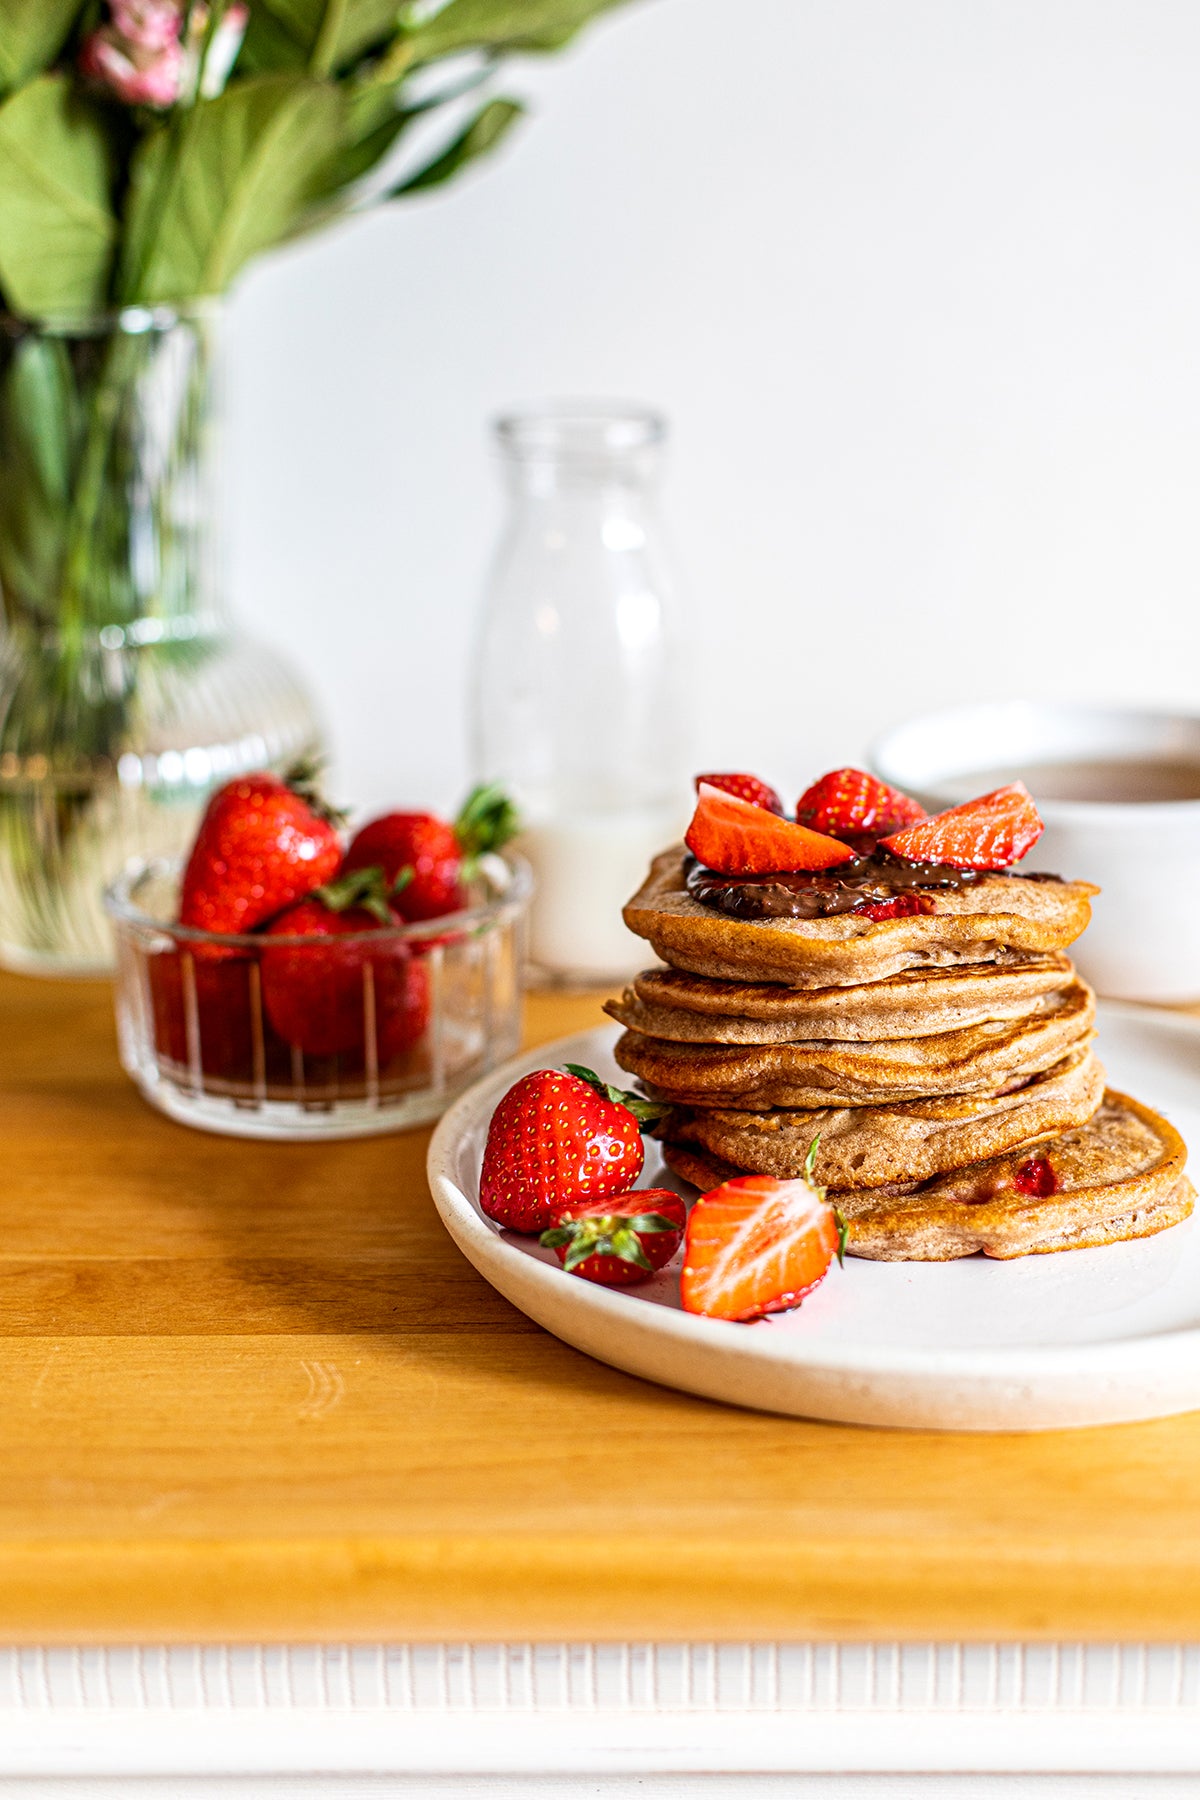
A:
681 1173 841 1323
796 767 926 838
685 783 854 875
879 782 1044 870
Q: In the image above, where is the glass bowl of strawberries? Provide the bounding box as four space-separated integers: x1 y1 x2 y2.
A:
104 770 531 1139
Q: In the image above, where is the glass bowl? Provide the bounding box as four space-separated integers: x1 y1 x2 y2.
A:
105 853 531 1139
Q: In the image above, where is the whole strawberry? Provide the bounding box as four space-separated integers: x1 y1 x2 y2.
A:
795 768 926 839
260 867 429 1060
694 772 785 815
149 948 258 1083
480 1064 667 1234
180 765 344 937
541 1190 687 1287
344 783 518 923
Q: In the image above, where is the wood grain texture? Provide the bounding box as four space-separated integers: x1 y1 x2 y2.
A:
3 971 1200 1643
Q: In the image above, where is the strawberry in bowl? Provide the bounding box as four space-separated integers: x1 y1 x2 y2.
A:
105 772 529 1138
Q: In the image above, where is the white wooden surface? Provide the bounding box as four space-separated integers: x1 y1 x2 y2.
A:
1 1642 1199 1786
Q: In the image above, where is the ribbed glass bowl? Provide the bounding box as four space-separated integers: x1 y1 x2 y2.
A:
105 853 531 1139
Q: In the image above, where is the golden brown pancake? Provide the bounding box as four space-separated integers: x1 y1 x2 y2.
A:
661 1091 1194 1261
655 1045 1104 1190
624 849 1097 988
615 979 1095 1109
609 956 1075 1044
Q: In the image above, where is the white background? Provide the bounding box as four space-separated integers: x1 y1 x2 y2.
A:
221 0 1200 817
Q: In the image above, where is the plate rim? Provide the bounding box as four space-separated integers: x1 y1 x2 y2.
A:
426 1002 1200 1387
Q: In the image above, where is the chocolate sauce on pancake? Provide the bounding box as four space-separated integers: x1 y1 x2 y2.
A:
684 847 1063 922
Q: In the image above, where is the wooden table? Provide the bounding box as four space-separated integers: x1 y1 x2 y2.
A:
4 966 1200 1650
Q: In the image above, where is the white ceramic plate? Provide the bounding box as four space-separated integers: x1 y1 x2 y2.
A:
427 1002 1200 1431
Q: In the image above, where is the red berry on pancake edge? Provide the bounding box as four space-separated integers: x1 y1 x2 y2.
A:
1013 1155 1059 1198
879 782 1043 870
685 783 854 875
852 893 936 922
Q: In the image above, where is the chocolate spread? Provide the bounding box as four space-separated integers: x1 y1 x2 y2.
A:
684 849 1063 922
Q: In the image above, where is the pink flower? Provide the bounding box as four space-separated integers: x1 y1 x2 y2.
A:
110 0 183 53
79 25 184 107
198 2 249 97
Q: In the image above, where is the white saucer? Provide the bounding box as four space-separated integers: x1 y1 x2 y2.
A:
427 1001 1200 1431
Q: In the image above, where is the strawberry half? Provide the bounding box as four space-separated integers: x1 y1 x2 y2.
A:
685 783 854 875
681 1142 844 1323
880 782 1044 870
480 1064 668 1235
694 772 785 815
540 1189 687 1287
796 767 926 839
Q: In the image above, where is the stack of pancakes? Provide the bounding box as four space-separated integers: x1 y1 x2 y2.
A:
606 849 1194 1260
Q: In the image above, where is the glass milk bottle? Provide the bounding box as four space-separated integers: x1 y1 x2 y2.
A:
472 405 690 983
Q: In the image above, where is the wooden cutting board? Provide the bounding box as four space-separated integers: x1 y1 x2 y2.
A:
3 969 1200 1644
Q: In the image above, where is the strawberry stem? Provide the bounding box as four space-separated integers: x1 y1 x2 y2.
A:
455 783 520 869
562 1064 671 1128
313 864 396 927
540 1213 678 1272
283 756 349 830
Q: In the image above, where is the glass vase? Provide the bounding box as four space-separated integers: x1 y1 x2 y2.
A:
471 405 690 985
0 305 322 974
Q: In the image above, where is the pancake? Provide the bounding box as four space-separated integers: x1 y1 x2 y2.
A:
661 1091 1194 1261
615 979 1095 1109
624 849 1097 988
609 956 1075 1045
655 1045 1104 1191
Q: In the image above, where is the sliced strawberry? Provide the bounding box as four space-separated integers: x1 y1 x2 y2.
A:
681 1148 844 1323
880 782 1043 870
685 783 854 875
694 772 785 816
540 1189 687 1287
796 767 926 839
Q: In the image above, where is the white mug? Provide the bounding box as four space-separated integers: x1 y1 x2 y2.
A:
870 702 1200 1003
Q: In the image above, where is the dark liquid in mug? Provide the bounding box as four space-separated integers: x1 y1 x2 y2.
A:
942 758 1200 805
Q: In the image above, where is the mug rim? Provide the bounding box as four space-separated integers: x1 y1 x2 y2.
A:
870 701 1200 822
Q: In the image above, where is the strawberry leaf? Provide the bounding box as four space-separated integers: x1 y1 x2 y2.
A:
455 781 520 860
562 1063 671 1128
314 863 394 925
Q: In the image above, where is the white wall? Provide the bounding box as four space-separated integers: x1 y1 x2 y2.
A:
221 0 1200 817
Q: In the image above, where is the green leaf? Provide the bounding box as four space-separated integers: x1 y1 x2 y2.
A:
2 334 75 505
246 0 408 75
121 75 346 303
307 82 415 198
387 95 522 196
0 75 116 320
399 0 632 61
0 332 79 617
0 0 82 96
